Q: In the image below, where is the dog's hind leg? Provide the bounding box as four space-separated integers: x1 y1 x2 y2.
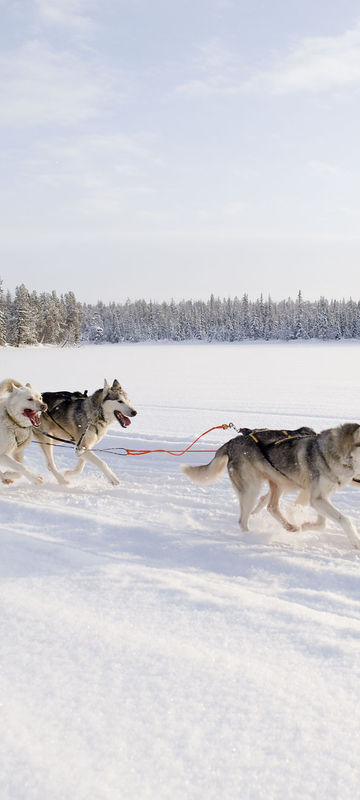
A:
251 490 270 515
266 481 299 532
310 495 360 549
0 453 43 485
2 441 30 483
1 469 15 484
301 515 326 532
228 468 262 531
36 439 69 485
294 488 310 506
239 484 263 530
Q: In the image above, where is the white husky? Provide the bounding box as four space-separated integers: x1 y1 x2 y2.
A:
0 378 47 485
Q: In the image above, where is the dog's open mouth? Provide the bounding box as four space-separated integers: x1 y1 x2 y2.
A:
23 409 41 426
114 410 131 428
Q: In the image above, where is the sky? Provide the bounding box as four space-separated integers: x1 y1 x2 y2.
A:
1 0 360 304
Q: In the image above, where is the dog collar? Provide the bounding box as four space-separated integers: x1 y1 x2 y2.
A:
5 409 30 429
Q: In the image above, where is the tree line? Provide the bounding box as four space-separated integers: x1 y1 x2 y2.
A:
1 281 360 345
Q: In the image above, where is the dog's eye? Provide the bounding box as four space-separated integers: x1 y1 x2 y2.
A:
28 397 34 402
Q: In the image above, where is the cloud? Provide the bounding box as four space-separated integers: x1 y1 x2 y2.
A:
176 38 240 97
246 20 360 95
34 0 95 32
22 132 160 218
0 40 115 125
177 19 360 98
307 160 343 176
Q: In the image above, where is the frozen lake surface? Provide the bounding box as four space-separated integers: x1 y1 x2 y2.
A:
1 341 360 799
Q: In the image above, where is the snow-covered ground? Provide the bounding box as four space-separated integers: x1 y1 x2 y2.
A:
1 342 360 800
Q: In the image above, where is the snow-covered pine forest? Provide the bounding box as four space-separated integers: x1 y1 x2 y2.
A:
1 281 360 345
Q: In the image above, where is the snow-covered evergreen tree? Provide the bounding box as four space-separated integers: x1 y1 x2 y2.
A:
13 284 38 346
63 291 83 344
0 279 6 346
1 280 360 344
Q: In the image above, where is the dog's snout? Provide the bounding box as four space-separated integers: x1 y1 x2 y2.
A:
131 409 137 417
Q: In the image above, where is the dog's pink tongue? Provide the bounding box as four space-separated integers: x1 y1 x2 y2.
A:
123 416 131 427
23 409 40 426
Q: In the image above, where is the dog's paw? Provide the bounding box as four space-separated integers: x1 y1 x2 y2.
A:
285 522 299 532
108 475 121 486
64 470 77 480
3 470 20 482
30 474 44 485
351 539 360 550
57 474 70 485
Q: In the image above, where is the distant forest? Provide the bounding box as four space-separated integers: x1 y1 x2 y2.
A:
1 280 360 345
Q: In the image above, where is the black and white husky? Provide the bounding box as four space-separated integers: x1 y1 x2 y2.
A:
33 379 137 485
182 424 360 549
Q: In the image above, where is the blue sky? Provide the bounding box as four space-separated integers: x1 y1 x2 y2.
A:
1 0 360 303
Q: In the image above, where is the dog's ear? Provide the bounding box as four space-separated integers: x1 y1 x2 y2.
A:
112 379 121 390
353 426 360 445
25 382 31 389
103 379 110 391
8 379 23 392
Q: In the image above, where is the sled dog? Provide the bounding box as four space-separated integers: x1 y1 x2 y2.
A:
0 378 47 485
181 424 360 549
32 379 137 485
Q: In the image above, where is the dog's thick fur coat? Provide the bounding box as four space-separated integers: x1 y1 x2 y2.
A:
32 379 137 485
182 424 360 549
0 378 47 485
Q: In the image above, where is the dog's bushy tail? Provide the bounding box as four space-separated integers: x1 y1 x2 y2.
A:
181 445 228 486
0 378 23 396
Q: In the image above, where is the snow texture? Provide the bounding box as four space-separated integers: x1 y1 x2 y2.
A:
1 342 360 799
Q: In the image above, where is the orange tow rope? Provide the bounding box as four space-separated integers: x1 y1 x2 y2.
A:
124 424 234 457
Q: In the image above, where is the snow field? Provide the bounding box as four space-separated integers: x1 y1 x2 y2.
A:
1 342 360 799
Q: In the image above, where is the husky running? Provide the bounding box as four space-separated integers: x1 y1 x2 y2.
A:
33 379 137 485
0 378 47 485
182 424 360 549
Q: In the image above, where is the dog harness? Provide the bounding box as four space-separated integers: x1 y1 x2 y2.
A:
5 409 33 447
245 428 316 483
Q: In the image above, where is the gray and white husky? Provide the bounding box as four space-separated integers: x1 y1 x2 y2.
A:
33 379 137 485
182 424 360 549
0 378 47 485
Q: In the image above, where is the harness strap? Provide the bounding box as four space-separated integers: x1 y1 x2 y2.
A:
40 404 107 449
248 428 269 444
274 433 312 446
76 406 104 449
246 428 316 484
248 436 294 482
43 408 76 443
5 409 29 429
34 428 77 445
5 409 33 448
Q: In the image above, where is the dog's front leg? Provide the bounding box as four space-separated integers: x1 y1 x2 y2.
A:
68 447 120 485
0 454 43 485
64 455 86 480
310 495 360 549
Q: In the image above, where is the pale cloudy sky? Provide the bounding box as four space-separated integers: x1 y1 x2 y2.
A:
1 0 360 303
